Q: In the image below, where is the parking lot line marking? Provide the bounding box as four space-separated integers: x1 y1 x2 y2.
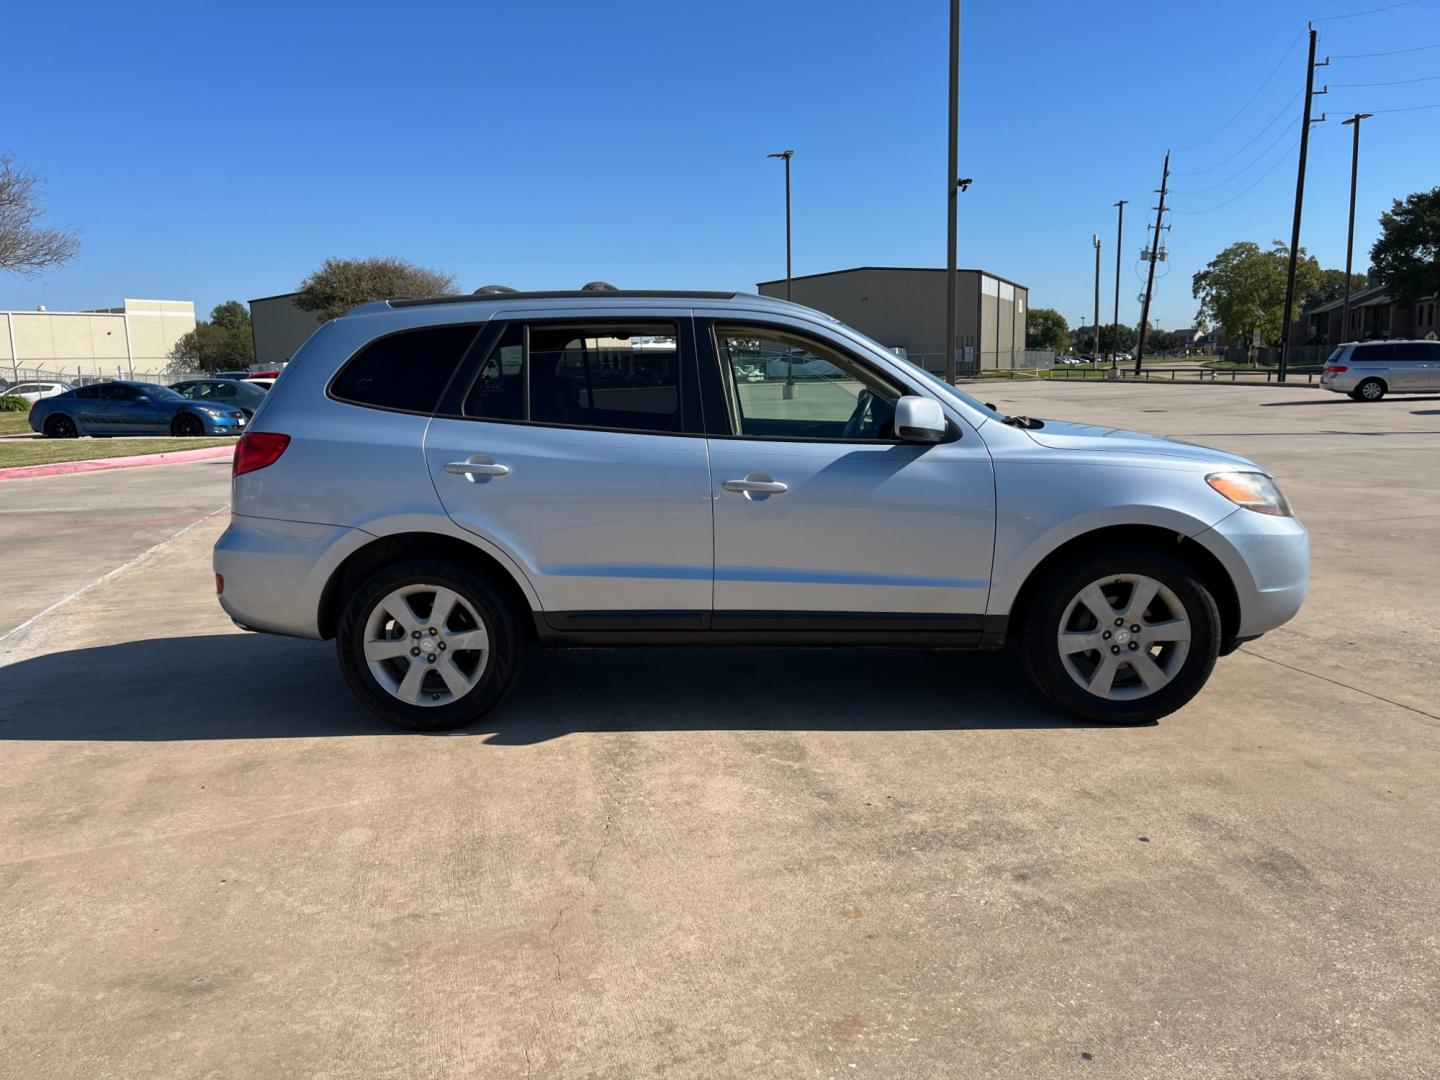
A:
0 506 227 648
1239 646 1440 723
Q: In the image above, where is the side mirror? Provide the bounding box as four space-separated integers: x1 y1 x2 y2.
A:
134 394 150 403
894 395 947 444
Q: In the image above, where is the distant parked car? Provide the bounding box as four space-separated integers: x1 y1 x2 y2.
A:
3 380 73 403
1319 339 1440 401
213 370 253 381
244 377 277 391
246 369 282 380
170 377 269 418
28 381 248 438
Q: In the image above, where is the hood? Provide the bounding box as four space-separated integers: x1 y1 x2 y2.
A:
1023 418 1264 471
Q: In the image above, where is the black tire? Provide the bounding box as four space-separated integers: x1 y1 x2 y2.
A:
1350 378 1385 402
171 412 205 437
44 414 79 439
1020 545 1222 724
336 559 524 731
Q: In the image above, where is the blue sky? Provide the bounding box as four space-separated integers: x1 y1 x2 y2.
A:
5 0 1439 331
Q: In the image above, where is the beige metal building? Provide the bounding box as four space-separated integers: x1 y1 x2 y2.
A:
756 266 1030 372
250 292 326 367
2 299 196 382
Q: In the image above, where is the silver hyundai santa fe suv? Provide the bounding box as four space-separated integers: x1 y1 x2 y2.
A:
214 290 1308 728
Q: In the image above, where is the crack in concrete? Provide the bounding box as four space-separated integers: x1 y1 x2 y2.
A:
521 748 626 1076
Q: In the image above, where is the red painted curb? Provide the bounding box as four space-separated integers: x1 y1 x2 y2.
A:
0 444 235 482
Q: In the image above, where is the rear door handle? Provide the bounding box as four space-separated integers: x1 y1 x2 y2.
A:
722 478 788 495
444 460 511 479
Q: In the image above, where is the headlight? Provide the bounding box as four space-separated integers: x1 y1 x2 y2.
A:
1206 472 1292 517
195 407 225 418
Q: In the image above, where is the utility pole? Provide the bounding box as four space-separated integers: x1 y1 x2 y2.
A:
1112 200 1127 370
1092 234 1102 364
1340 113 1371 345
1278 24 1329 382
945 0 960 384
766 150 795 299
1134 152 1170 374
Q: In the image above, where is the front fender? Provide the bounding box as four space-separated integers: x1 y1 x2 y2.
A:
987 460 1234 616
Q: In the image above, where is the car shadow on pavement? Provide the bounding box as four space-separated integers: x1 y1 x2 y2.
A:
0 633 1097 743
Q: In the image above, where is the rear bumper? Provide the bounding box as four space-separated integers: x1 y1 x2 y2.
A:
1195 508 1310 639
213 514 370 639
1319 371 1358 393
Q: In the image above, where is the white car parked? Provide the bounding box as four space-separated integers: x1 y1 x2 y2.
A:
4 381 73 403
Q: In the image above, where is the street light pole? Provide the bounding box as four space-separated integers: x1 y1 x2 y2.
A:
945 0 960 384
1112 200 1127 370
1340 113 1371 345
766 150 795 300
1093 234 1102 366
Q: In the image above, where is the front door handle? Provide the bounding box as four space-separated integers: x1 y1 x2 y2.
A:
722 478 788 495
444 460 511 479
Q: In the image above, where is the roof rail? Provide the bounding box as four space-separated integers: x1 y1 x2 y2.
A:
389 289 737 308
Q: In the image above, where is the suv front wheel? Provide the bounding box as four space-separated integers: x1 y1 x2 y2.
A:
1020 546 1222 724
337 560 523 731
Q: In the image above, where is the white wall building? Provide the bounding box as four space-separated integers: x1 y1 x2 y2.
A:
2 299 197 382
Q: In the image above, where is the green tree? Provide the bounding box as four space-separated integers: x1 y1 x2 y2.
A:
295 256 455 320
1303 268 1368 311
1370 186 1440 306
1072 323 1134 356
1025 307 1069 352
1148 328 1178 354
168 301 256 373
1192 240 1322 346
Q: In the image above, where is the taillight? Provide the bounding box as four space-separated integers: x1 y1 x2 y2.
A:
1325 365 1348 373
233 431 290 476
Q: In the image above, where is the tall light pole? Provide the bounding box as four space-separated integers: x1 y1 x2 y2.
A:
1092 234 1102 365
1112 200 1127 370
1340 113 1371 345
766 150 795 300
945 0 960 383
1279 24 1328 382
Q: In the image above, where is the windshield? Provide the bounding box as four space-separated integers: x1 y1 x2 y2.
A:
831 323 1004 421
138 383 184 400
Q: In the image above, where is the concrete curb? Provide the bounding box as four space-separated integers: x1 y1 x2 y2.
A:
0 444 235 482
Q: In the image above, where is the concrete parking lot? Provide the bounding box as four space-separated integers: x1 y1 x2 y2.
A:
1 383 1436 1079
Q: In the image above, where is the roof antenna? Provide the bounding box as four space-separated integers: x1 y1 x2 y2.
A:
580 281 618 291
473 284 518 295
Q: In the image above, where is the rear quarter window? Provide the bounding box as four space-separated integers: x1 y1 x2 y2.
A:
331 324 482 414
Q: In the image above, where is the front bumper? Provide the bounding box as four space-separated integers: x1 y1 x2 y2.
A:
197 413 248 435
1195 507 1310 639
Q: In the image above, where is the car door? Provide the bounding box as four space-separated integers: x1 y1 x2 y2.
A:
1386 342 1427 391
701 318 995 630
67 385 102 427
1426 342 1440 390
424 312 715 630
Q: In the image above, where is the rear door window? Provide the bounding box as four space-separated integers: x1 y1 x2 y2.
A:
1353 343 1394 363
73 385 100 399
459 320 684 434
331 324 481 414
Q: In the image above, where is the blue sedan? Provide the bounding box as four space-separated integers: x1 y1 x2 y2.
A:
28 381 248 438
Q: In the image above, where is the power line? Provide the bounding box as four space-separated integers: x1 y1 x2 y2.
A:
1332 40 1440 57
1173 31 1304 151
1367 100 1440 111
1171 137 1302 215
1172 123 1297 194
1172 91 1301 175
1330 72 1440 85
1313 0 1424 21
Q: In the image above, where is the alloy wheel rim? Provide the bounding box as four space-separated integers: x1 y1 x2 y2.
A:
1056 574 1192 701
363 584 490 707
1362 382 1382 399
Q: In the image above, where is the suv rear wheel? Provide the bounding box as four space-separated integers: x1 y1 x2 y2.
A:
1350 377 1386 402
337 559 523 731
1020 545 1221 724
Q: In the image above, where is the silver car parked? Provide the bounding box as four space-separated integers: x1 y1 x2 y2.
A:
1320 339 1440 400
214 290 1309 729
